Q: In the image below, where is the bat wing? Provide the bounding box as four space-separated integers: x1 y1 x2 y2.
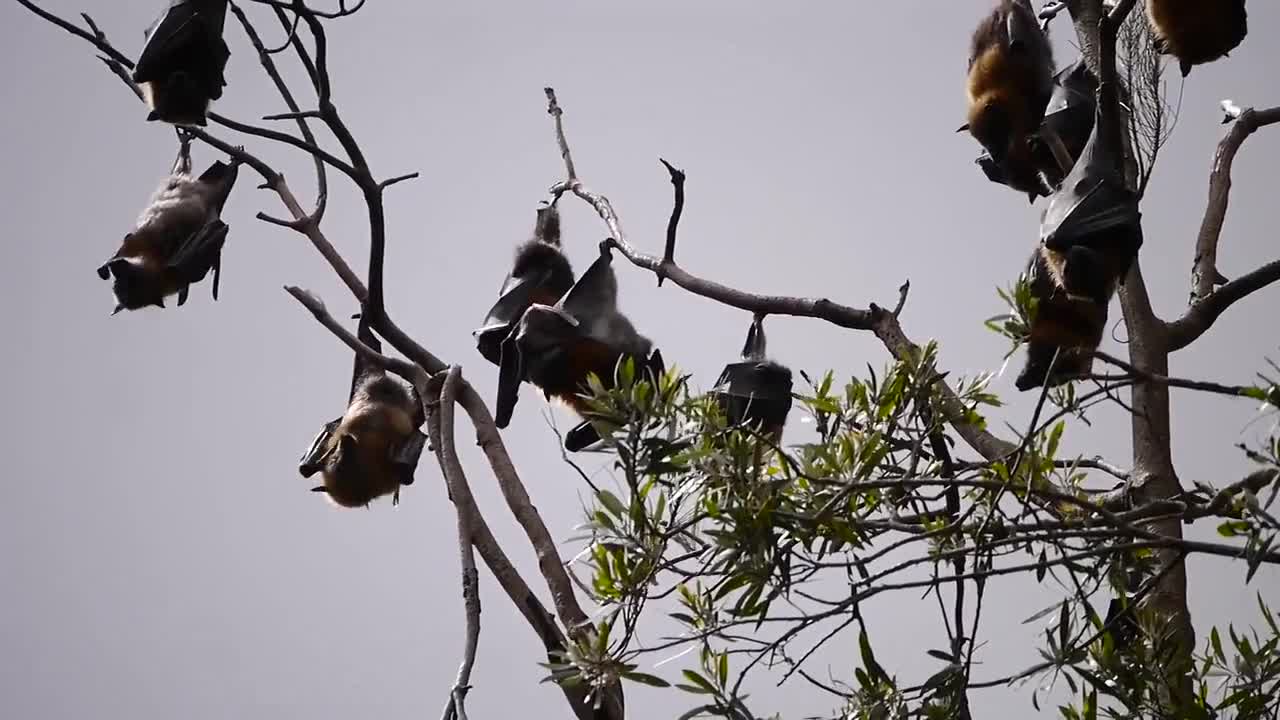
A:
1005 0 1041 51
494 329 525 429
134 0 231 97
167 220 228 305
392 429 428 486
198 160 240 216
299 418 341 477
564 421 602 452
1039 100 1140 251
713 361 795 431
475 267 555 366
558 249 615 323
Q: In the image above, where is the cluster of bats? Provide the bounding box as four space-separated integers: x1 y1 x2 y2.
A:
960 0 1248 390
90 0 1250 508
301 202 797 507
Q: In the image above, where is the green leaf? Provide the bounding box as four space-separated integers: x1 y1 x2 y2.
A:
623 672 671 688
680 670 717 695
597 490 627 520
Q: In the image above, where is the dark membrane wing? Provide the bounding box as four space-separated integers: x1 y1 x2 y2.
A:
134 1 198 82
475 269 554 365
198 160 239 213
564 421 603 452
1039 105 1140 251
558 249 614 321
714 361 794 430
976 153 1011 186
393 430 429 486
167 220 228 286
299 418 341 477
134 0 231 96
494 331 525 429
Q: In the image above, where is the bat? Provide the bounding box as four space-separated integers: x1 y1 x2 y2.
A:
961 0 1056 203
1015 83 1143 391
1146 0 1248 77
976 58 1098 194
494 241 663 452
474 203 575 367
298 320 428 508
712 316 793 443
132 0 232 126
97 134 238 314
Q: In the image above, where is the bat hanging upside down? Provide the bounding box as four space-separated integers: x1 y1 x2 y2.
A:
1145 0 1248 77
1015 76 1143 392
97 133 239 314
299 322 428 508
133 0 232 127
494 241 664 452
961 0 1057 203
474 202 576 367
712 316 794 444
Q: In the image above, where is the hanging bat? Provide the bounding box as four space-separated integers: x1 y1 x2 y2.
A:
961 0 1056 203
494 241 664 452
976 57 1098 194
474 203 575 367
97 134 238 314
712 316 793 443
1146 0 1248 77
132 0 232 126
298 321 428 508
1015 83 1143 391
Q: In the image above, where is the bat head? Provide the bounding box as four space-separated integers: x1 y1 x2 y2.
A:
99 254 166 313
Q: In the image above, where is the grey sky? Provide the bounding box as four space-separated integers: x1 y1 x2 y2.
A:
2 1 1278 718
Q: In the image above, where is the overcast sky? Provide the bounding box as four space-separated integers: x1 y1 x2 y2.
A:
2 2 1278 718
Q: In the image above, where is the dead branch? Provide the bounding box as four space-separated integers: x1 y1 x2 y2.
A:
433 367 482 720
541 87 1016 463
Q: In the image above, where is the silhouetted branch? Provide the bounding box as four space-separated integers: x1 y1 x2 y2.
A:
541 87 1016 463
657 158 686 286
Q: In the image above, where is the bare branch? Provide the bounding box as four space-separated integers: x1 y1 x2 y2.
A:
1187 105 1280 303
230 2 328 224
379 172 421 190
545 87 578 181
434 368 481 720
657 158 686 286
542 88 1015 462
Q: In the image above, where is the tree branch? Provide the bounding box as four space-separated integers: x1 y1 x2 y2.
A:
541 88 1016 463
433 368 481 720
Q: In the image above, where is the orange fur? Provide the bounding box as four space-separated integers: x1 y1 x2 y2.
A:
1146 0 1247 74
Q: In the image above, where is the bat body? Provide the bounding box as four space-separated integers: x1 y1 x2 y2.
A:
299 325 428 508
713 318 793 443
963 0 1056 202
97 141 238 313
1146 0 1247 77
495 243 663 452
977 58 1098 195
475 204 575 366
1016 83 1142 391
133 0 231 126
